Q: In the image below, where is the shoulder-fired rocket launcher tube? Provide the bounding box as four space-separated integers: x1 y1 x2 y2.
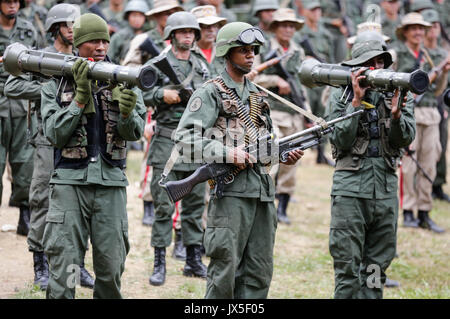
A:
1 42 157 90
299 58 429 95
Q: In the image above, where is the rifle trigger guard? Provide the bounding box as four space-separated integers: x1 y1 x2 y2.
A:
158 173 167 187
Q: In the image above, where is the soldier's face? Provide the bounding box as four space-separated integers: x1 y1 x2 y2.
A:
128 11 146 30
228 45 256 73
381 0 400 15
78 39 109 61
274 22 296 43
1 0 20 17
154 9 179 28
199 23 219 45
425 22 441 40
59 23 73 43
258 10 275 25
363 56 385 70
304 7 322 23
174 29 196 50
403 24 425 45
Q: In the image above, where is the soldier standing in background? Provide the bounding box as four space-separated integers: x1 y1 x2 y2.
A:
142 11 209 286
107 0 150 64
41 13 145 298
0 0 37 236
394 12 448 233
19 0 48 48
251 0 279 41
379 0 403 47
252 8 309 224
190 4 227 77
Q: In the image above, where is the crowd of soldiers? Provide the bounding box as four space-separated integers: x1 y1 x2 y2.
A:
0 0 448 299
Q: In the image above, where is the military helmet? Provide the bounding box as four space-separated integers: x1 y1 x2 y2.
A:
252 0 279 17
215 22 265 57
410 0 434 12
342 32 393 68
421 9 440 24
45 3 81 33
123 0 150 20
163 11 201 41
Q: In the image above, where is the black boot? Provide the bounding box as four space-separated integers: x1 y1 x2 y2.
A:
79 260 95 289
16 206 31 236
432 185 450 202
142 201 155 226
418 210 445 233
183 245 207 278
316 145 335 166
172 229 186 261
277 194 291 225
384 277 400 288
149 247 166 286
32 252 49 291
403 210 419 228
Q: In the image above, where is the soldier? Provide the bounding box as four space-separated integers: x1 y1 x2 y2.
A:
421 9 450 203
295 0 335 166
379 0 403 47
19 0 48 48
4 2 95 292
327 33 415 298
41 13 146 299
174 21 303 298
142 11 209 286
98 0 127 34
394 12 448 233
251 0 279 39
0 0 37 236
190 4 226 77
122 0 184 67
107 0 150 65
251 8 309 224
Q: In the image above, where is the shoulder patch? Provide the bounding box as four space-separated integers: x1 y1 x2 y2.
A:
189 97 202 112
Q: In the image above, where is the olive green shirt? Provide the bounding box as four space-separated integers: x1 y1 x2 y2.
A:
41 79 146 187
295 22 335 63
327 87 416 199
0 17 38 117
108 26 137 64
174 70 275 201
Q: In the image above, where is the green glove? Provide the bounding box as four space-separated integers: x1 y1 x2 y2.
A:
118 87 137 117
72 59 95 114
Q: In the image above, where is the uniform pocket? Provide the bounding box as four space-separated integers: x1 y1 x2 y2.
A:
203 227 232 261
43 210 66 256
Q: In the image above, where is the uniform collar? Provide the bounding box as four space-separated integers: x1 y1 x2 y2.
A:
219 68 259 99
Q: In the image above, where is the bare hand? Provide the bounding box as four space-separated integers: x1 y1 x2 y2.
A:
144 120 155 141
278 78 291 95
283 149 304 165
245 69 259 81
391 88 407 120
351 67 369 107
227 145 256 170
163 89 181 104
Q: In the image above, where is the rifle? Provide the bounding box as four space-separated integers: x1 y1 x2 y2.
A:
263 49 308 112
139 37 161 60
160 109 363 202
253 51 291 73
404 148 433 184
299 36 324 63
414 54 450 105
151 48 194 103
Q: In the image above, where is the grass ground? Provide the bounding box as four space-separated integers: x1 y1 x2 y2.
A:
1 144 449 299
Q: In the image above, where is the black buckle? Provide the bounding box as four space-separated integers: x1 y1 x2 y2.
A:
368 126 380 139
367 146 380 157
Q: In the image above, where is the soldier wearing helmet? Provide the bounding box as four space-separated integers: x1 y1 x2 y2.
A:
175 22 303 298
18 0 48 48
326 33 416 298
4 2 97 292
107 0 150 64
0 0 37 245
142 11 210 287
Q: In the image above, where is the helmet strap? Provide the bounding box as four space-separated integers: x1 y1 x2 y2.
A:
226 54 251 75
56 25 72 46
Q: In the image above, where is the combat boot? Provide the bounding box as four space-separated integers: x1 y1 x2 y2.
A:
149 247 166 286
403 210 419 228
16 206 31 236
277 194 291 225
79 260 95 289
418 210 445 233
172 229 186 261
432 185 450 202
32 252 49 291
142 201 155 226
183 245 207 278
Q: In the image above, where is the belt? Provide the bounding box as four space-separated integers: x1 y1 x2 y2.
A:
155 125 175 139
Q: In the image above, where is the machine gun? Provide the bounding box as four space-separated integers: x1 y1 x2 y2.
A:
0 42 157 91
263 49 308 111
139 37 161 60
151 48 194 103
160 109 363 202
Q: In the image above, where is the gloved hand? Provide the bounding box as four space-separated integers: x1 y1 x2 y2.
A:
117 86 137 117
72 59 95 113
